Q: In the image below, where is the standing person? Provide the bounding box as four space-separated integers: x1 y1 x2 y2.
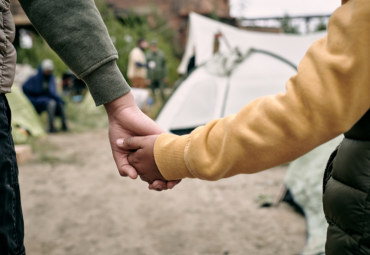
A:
119 0 370 254
127 38 148 89
213 33 223 54
0 1 178 254
22 59 68 133
146 40 167 101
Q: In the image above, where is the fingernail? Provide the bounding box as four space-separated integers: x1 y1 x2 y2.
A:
156 185 162 191
116 139 124 146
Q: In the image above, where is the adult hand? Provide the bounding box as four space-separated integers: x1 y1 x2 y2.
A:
104 92 179 191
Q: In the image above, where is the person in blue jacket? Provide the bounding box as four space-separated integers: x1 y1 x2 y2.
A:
23 59 68 133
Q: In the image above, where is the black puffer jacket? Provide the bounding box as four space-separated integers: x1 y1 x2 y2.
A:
0 0 16 94
323 109 370 254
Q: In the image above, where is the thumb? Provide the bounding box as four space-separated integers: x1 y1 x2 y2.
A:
116 137 142 150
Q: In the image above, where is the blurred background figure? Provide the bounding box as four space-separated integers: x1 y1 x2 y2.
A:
62 69 86 99
127 38 148 88
213 32 223 54
146 40 167 101
22 59 68 133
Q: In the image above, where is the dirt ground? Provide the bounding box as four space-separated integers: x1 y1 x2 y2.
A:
19 130 306 255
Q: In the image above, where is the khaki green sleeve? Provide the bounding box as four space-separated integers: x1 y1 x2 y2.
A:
19 0 130 106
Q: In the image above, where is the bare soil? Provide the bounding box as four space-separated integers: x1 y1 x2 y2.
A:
19 130 306 255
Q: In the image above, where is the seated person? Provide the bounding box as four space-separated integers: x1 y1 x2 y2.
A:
23 59 68 133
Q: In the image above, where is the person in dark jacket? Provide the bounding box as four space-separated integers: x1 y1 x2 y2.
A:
146 40 167 101
23 59 68 133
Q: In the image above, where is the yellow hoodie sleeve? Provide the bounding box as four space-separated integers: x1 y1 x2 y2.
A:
154 0 370 181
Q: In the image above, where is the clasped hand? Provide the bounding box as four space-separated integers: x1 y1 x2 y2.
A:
116 135 170 190
105 92 180 191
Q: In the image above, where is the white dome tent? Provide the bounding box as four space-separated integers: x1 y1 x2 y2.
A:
156 12 326 134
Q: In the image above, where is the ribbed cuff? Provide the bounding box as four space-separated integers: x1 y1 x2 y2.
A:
82 61 131 106
154 133 194 180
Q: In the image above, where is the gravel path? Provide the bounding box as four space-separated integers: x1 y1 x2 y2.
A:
19 130 306 255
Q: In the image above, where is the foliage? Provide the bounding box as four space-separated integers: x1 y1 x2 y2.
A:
208 10 221 21
96 0 180 85
315 18 327 32
63 100 108 133
30 92 108 134
280 14 300 34
16 1 180 85
16 35 68 77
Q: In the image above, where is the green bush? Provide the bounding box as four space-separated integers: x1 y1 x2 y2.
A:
280 15 300 34
16 1 180 85
96 0 180 84
16 35 68 77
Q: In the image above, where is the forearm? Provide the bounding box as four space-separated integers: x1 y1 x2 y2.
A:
154 0 370 181
19 0 130 106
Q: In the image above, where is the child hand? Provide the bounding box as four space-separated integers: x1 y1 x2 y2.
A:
149 179 182 191
116 135 167 186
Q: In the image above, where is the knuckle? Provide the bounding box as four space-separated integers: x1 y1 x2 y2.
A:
127 153 132 163
140 175 151 184
135 150 143 159
126 138 133 149
130 153 141 165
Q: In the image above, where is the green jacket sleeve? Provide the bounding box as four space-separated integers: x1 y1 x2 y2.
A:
19 0 131 106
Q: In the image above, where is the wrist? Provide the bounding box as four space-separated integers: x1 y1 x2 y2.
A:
104 91 138 120
82 61 131 106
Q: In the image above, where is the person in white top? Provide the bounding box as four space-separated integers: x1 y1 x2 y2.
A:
127 38 149 88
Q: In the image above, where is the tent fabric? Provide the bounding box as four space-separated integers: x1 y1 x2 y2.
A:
6 86 46 143
158 14 325 133
284 136 343 255
158 65 228 131
22 66 64 114
158 50 298 132
178 12 326 74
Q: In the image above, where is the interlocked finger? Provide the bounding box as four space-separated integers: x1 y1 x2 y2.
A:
117 137 143 151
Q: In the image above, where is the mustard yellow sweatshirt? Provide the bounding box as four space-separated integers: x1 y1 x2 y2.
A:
154 0 370 181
